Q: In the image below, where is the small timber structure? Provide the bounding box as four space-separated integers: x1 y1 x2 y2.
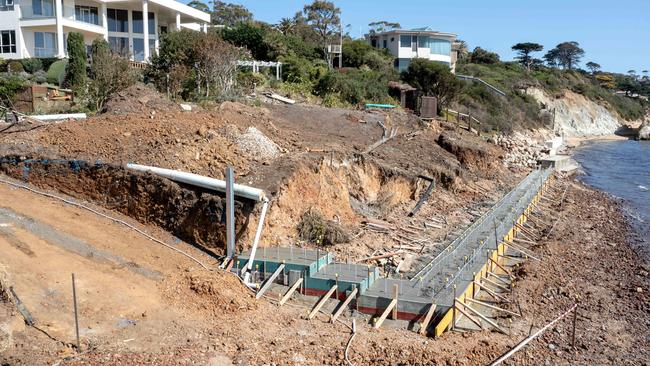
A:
235 168 554 336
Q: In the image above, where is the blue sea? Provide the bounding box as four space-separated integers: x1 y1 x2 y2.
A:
573 140 650 257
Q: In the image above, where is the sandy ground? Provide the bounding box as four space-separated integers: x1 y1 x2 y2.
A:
0 173 648 365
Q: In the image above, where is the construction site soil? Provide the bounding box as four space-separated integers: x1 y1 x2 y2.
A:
0 96 648 365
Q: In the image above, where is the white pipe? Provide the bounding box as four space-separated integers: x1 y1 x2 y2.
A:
242 198 269 284
125 163 266 202
31 113 87 121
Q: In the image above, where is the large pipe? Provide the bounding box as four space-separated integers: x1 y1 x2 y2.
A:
125 163 266 202
242 198 269 284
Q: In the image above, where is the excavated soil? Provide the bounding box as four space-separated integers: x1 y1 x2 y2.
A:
0 99 512 259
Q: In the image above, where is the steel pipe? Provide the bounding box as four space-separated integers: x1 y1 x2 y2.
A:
125 163 266 201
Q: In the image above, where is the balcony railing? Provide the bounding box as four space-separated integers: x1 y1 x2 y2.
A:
20 4 56 19
34 47 57 57
20 4 103 26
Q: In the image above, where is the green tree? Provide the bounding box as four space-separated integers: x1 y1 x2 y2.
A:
544 42 584 70
469 47 500 64
87 38 136 111
65 32 87 92
187 0 209 12
401 59 462 112
303 0 341 68
368 21 401 34
221 22 271 60
211 1 252 27
585 61 601 74
342 39 393 74
511 42 543 71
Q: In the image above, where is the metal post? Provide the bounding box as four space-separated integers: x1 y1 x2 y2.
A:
72 273 80 351
225 167 235 259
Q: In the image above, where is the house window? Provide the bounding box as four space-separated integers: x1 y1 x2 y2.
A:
399 35 410 48
75 5 98 25
0 30 16 53
132 11 155 34
430 39 451 56
107 8 128 32
0 0 14 11
371 39 377 48
411 36 417 52
108 36 129 57
34 31 57 57
31 0 55 16
418 36 429 49
383 40 387 48
397 58 411 72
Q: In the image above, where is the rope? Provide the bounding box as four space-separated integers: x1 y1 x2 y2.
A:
0 177 212 271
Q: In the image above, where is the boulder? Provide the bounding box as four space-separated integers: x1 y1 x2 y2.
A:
638 120 650 140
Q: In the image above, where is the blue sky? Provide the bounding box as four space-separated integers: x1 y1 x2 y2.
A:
202 0 649 73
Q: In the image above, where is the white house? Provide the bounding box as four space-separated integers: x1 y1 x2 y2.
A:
0 0 209 62
366 27 458 73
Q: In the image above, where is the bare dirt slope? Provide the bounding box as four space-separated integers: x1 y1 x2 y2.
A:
0 174 648 365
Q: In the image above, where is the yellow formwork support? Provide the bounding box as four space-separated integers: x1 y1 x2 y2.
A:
432 173 553 338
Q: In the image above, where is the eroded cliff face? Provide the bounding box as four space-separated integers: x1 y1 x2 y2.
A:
527 88 622 137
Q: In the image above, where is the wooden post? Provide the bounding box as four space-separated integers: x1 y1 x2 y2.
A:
571 305 577 349
308 284 337 320
72 273 80 351
280 278 303 306
419 303 437 335
330 287 358 323
392 284 399 319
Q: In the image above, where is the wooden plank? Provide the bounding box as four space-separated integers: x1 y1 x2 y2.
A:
489 258 514 278
481 276 510 292
279 277 303 306
419 303 437 335
474 281 509 302
465 298 521 317
487 271 512 286
504 240 541 261
308 284 337 320
391 284 399 319
373 299 398 329
256 264 285 299
454 302 483 329
330 287 358 323
456 300 507 334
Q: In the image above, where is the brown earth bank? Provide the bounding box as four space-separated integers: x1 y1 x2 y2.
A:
0 175 647 366
0 99 516 261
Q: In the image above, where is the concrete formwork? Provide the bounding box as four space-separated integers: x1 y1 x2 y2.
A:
236 168 554 335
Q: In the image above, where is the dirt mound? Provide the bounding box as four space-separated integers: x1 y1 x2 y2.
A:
104 83 179 115
181 270 257 315
234 126 280 160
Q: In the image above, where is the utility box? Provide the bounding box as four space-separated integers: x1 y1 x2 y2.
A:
419 96 438 119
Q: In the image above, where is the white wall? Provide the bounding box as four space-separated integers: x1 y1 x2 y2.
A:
0 5 22 58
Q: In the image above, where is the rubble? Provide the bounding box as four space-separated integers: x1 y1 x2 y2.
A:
491 132 547 168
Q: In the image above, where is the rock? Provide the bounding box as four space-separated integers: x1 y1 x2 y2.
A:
180 103 192 112
636 287 643 293
638 120 650 140
548 343 556 350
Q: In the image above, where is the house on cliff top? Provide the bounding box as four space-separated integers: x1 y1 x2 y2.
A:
365 26 459 73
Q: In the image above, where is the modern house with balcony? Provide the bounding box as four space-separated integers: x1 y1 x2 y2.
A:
366 27 458 73
0 0 210 62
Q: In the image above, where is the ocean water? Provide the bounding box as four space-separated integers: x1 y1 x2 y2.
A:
573 140 650 254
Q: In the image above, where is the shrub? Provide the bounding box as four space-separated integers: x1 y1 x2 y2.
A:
33 70 47 84
237 72 267 93
401 59 462 112
469 47 500 65
20 58 43 73
315 68 391 106
87 38 136 111
8 60 24 73
0 74 27 100
342 40 395 76
65 32 87 92
46 60 67 86
297 209 349 246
